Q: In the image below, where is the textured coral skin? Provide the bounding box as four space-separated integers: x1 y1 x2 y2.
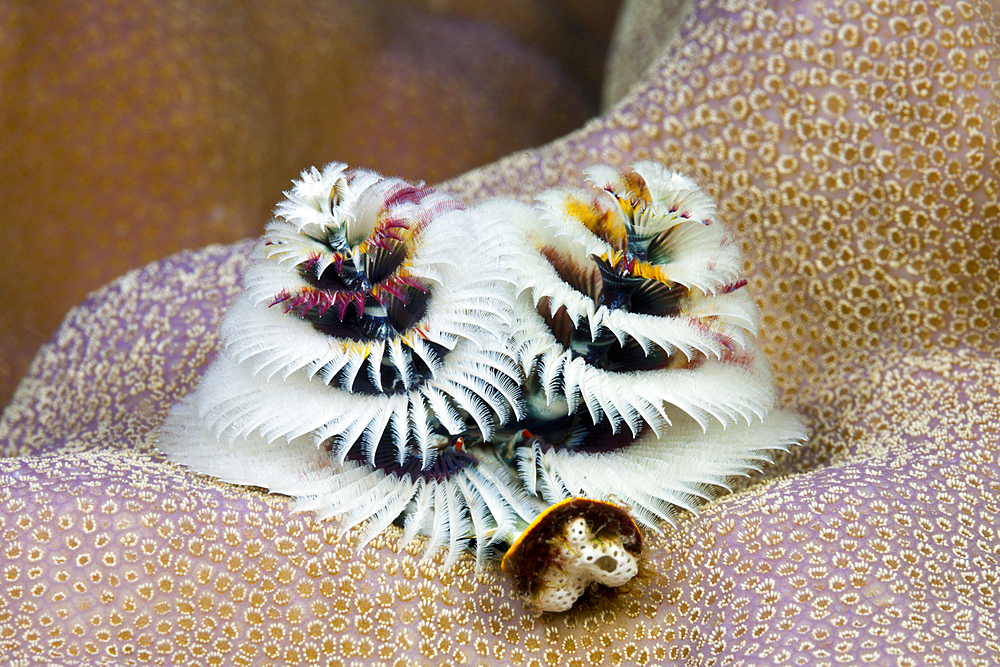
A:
2 0 999 665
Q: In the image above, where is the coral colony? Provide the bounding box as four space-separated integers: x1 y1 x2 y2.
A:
159 162 805 613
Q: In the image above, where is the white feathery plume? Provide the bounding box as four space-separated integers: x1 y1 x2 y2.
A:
162 396 544 571
159 163 534 568
492 162 778 440
159 161 807 610
514 408 807 532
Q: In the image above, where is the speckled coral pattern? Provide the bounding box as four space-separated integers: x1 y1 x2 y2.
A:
2 0 999 664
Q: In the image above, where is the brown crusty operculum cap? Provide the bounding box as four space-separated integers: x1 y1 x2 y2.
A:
501 497 642 614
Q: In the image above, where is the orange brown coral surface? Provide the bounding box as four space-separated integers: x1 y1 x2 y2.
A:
2 0 999 665
0 0 607 407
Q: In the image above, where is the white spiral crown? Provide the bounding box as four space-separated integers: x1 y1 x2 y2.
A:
159 161 806 571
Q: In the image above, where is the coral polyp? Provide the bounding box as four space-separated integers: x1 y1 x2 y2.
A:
159 161 806 613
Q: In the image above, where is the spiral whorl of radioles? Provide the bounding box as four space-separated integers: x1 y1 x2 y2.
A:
160 161 805 576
